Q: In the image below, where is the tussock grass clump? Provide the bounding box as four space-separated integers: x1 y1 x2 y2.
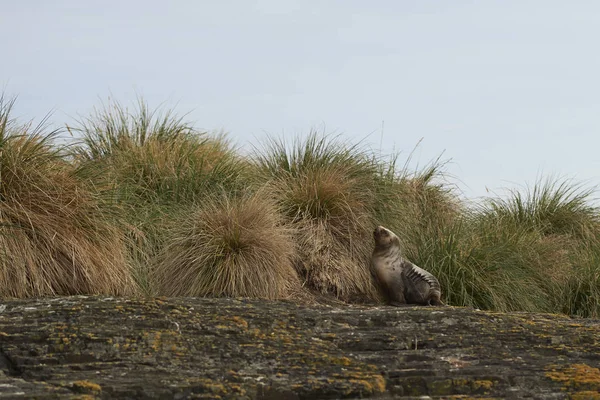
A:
486 178 600 239
464 218 556 312
417 179 600 315
152 191 300 299
412 215 567 313
0 95 134 297
479 179 600 315
252 133 400 301
69 99 247 293
562 241 600 318
70 98 244 206
3 92 600 317
251 133 460 302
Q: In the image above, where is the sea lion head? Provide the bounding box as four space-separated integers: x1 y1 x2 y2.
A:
373 225 400 250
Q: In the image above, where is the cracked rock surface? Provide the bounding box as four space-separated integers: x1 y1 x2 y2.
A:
0 296 599 399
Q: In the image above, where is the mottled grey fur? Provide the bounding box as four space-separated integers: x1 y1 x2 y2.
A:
371 225 444 306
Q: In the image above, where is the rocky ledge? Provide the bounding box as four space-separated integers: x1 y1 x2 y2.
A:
0 296 599 399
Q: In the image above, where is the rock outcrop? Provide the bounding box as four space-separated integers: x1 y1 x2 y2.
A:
0 296 599 399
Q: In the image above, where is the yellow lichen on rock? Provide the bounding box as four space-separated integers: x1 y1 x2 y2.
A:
472 379 494 391
570 391 600 400
546 364 600 391
72 380 102 393
229 316 249 329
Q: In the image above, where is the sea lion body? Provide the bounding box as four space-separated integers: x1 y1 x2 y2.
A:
371 225 444 306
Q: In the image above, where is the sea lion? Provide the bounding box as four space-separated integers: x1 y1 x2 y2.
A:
371 225 444 306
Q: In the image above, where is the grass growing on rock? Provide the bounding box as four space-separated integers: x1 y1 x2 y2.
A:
559 240 600 318
249 133 461 303
2 93 600 318
152 190 301 299
70 98 243 207
0 95 134 297
411 179 600 316
485 178 600 239
251 133 394 301
68 98 247 294
479 180 600 317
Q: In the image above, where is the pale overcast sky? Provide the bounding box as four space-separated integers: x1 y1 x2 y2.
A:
2 1 600 199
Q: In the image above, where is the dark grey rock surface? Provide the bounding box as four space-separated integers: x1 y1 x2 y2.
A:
0 296 599 399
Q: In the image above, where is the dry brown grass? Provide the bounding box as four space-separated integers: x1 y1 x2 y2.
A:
252 134 385 302
270 167 381 301
290 218 379 301
152 190 301 299
69 99 248 294
69 98 242 206
4 93 599 317
533 234 575 286
0 97 135 297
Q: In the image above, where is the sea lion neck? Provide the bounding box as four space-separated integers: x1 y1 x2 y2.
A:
373 237 401 257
